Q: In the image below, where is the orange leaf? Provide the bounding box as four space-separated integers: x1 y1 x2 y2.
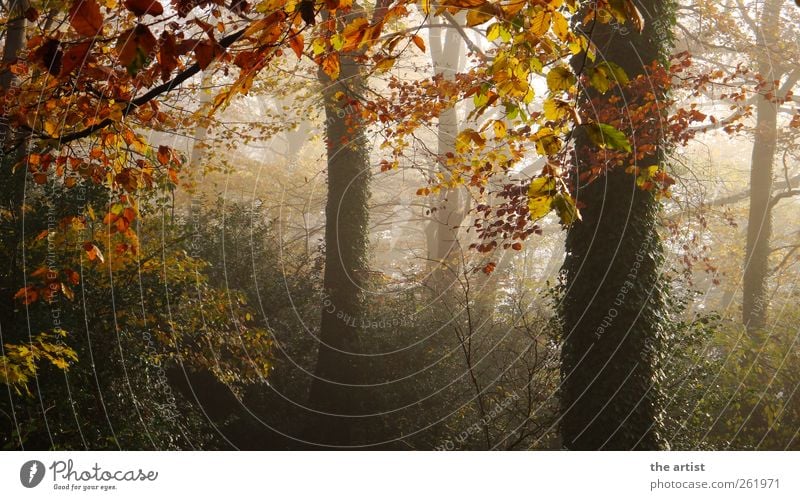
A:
411 34 425 52
289 33 304 59
320 52 340 79
157 145 171 165
14 286 38 304
69 0 103 37
83 242 105 263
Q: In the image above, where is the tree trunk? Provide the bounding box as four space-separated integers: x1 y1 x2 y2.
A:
425 16 467 270
559 0 672 450
742 0 782 335
0 0 29 340
306 53 371 447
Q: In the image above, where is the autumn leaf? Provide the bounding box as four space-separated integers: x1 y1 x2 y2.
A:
60 42 91 77
157 32 179 82
530 9 551 37
33 38 62 76
83 242 105 263
320 52 340 79
493 119 507 139
527 176 556 221
117 24 157 76
194 39 224 70
123 0 164 16
552 192 581 225
69 0 103 37
14 286 38 305
411 34 425 52
582 122 632 152
546 66 575 92
157 145 171 165
289 32 304 58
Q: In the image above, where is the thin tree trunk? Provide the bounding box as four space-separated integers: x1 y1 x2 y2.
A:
426 16 467 270
742 0 782 335
559 0 672 450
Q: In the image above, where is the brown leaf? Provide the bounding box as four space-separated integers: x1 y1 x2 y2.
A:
123 0 164 16
60 42 91 77
69 0 103 37
33 38 62 76
117 24 157 75
157 31 179 82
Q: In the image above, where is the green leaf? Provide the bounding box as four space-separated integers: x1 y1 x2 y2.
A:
583 123 632 152
552 192 581 226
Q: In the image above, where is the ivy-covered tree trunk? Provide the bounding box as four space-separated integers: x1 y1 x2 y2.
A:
559 0 672 450
306 53 371 447
0 0 29 342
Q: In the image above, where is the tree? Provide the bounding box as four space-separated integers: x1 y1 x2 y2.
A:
559 0 674 450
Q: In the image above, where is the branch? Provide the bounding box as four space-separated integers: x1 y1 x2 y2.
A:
441 11 489 61
25 27 247 146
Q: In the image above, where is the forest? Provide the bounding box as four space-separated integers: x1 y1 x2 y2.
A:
0 0 798 451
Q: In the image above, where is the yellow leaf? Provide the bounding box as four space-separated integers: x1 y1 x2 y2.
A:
487 23 501 41
420 0 430 14
530 9 551 37
44 120 58 137
551 11 569 41
493 120 507 139
375 56 395 72
543 98 569 121
527 177 556 221
546 66 575 92
466 9 493 27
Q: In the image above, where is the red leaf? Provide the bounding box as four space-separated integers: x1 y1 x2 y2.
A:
123 0 164 16
69 0 103 37
194 39 222 70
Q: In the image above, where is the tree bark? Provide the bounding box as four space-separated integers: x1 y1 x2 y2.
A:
425 15 467 269
559 0 672 450
0 0 30 341
306 53 371 447
742 0 782 335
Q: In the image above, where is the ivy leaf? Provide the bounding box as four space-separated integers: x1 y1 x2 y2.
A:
583 122 632 152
